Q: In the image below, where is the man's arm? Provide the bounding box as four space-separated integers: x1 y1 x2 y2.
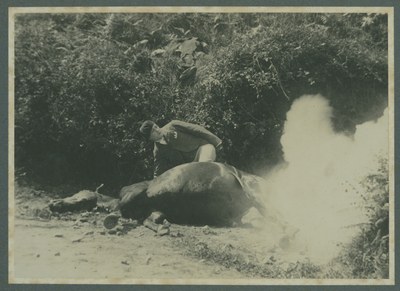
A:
153 144 169 178
170 120 222 147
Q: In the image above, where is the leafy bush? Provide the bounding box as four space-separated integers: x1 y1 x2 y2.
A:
14 13 388 191
193 13 387 172
337 157 389 278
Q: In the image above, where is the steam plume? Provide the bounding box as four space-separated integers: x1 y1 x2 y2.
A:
264 94 388 263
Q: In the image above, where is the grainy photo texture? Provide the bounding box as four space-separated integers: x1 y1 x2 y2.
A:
9 8 394 284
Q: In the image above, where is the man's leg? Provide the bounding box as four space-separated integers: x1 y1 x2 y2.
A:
194 144 216 162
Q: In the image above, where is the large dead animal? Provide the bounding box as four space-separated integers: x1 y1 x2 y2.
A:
105 162 290 230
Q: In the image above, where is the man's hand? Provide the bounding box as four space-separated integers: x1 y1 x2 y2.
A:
166 130 178 140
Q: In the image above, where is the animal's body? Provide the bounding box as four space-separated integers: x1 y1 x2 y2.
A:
118 162 270 226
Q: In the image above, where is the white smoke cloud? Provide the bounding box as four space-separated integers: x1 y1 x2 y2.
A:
263 94 388 263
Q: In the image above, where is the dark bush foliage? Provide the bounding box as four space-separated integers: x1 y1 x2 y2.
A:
337 157 389 278
14 13 388 192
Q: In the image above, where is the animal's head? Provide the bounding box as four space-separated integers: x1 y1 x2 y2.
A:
118 180 152 221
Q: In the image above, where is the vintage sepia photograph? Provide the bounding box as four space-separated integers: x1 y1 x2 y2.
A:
8 6 395 285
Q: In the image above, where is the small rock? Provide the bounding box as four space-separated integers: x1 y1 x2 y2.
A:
54 234 63 238
157 225 170 236
163 219 171 227
222 243 233 251
39 208 52 219
171 231 183 238
115 226 124 232
54 252 60 256
36 253 40 258
108 229 117 235
85 231 94 236
214 267 221 274
122 221 137 230
99 231 106 235
72 237 84 243
244 256 250 264
103 213 120 229
81 212 90 217
202 225 216 235
151 49 166 57
148 211 165 224
117 231 123 236
145 256 152 265
79 218 88 223
121 260 129 265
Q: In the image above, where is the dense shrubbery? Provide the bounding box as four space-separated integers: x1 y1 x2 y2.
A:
337 157 389 278
15 13 388 192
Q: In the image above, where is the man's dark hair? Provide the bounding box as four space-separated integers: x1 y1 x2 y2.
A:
140 120 155 138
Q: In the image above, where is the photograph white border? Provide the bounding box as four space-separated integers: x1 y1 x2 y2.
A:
8 6 395 285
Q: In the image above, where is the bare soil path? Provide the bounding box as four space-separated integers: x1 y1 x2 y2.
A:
11 185 327 283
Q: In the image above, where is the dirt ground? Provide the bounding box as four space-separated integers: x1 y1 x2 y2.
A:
10 184 336 283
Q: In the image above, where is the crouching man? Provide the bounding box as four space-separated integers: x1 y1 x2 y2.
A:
140 120 222 178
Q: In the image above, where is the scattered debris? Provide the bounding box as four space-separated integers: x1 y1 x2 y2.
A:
145 256 152 265
170 231 183 238
38 208 52 219
163 219 171 227
157 225 170 236
143 216 171 236
202 225 217 235
143 218 159 233
221 243 234 251
214 267 221 274
72 236 84 243
151 49 166 57
148 211 165 224
121 219 138 231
